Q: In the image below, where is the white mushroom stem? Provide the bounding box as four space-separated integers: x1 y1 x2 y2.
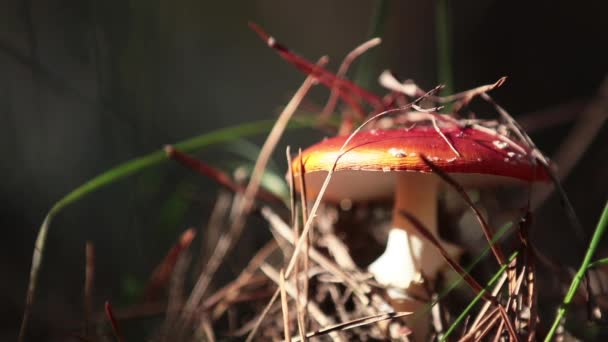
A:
369 172 460 291
368 172 461 341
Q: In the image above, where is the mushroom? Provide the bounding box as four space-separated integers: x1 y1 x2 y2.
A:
291 119 549 300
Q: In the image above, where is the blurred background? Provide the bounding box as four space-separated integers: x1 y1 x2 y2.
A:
1 0 606 340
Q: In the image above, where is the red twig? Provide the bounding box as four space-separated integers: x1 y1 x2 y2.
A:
104 301 124 342
249 22 384 110
144 228 196 301
165 145 283 205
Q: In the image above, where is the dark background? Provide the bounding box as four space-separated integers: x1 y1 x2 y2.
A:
1 0 606 340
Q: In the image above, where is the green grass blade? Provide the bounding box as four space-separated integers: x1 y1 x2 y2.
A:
544 201 608 342
441 252 519 342
588 257 608 269
434 221 513 302
436 0 453 97
18 116 317 341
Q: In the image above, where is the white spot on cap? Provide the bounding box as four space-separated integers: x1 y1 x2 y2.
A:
388 148 407 158
507 151 516 157
493 140 509 149
446 157 457 163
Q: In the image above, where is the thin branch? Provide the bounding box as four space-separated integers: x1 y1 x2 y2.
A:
104 301 124 342
279 269 292 342
320 38 382 120
83 242 95 337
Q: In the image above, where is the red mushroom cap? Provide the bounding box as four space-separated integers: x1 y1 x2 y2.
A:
292 123 550 201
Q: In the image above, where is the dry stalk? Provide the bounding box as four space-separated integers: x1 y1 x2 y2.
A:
492 319 506 342
471 272 508 329
261 207 370 303
182 61 324 321
295 312 411 341
200 190 231 273
104 301 124 342
316 212 358 271
206 241 277 319
285 147 307 341
194 316 215 342
297 148 311 338
473 310 502 342
320 37 382 120
259 263 344 341
279 269 292 342
83 242 94 338
460 307 500 342
244 288 281 341
161 244 191 340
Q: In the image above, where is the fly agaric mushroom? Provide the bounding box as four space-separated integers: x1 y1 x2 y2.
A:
291 119 549 295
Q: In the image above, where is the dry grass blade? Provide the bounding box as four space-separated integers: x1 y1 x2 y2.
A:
431 294 445 339
420 155 506 266
144 228 196 301
297 148 311 338
518 215 538 341
261 206 370 303
299 312 411 341
195 316 215 342
460 307 499 342
104 301 124 342
183 63 322 319
442 77 506 110
378 70 418 97
259 263 343 341
286 146 297 228
83 242 94 337
286 147 307 341
473 310 502 342
200 190 231 273
492 320 506 342
205 241 277 318
279 269 292 342
245 288 281 342
320 37 382 120
471 273 507 329
431 116 461 158
163 238 192 337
